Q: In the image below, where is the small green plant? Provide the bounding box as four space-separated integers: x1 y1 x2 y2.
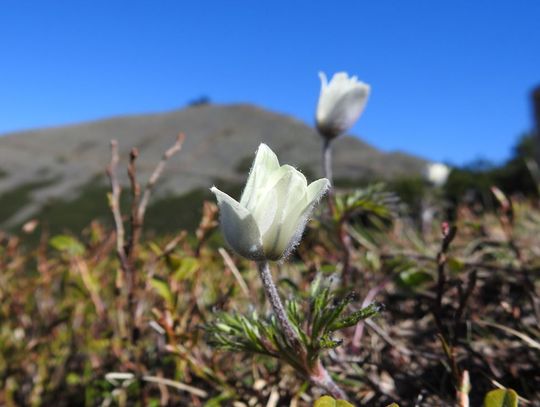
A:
206 274 382 398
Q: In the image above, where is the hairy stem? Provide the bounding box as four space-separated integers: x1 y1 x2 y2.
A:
322 138 333 185
322 138 354 285
256 262 348 399
256 261 301 350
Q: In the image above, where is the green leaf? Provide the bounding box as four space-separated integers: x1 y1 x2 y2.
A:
329 303 383 331
317 334 342 350
484 388 519 407
396 269 432 288
49 235 85 256
173 256 199 281
313 396 354 407
150 278 175 308
333 183 401 223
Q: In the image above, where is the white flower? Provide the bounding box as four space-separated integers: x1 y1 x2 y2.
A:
211 144 330 261
426 162 451 187
316 71 371 139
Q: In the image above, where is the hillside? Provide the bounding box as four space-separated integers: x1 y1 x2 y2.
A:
0 104 427 233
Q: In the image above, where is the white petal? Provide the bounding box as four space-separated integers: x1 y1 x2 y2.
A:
210 187 264 260
318 71 328 91
240 143 280 210
306 178 331 203
250 185 278 236
259 166 309 260
279 178 330 260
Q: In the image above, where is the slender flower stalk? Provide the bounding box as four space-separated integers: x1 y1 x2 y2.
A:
256 261 301 349
322 138 338 221
322 138 333 186
257 262 347 399
316 71 371 284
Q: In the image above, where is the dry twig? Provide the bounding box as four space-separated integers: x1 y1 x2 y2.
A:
106 133 186 343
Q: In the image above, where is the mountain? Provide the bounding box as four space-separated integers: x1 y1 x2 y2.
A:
0 103 427 234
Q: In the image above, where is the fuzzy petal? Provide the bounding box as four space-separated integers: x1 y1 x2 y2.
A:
240 144 280 210
306 178 331 203
279 178 330 260
210 187 264 260
260 166 309 260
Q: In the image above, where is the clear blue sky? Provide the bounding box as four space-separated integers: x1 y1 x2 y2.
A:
1 1 539 165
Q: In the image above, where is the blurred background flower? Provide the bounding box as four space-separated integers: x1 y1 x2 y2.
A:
316 71 370 140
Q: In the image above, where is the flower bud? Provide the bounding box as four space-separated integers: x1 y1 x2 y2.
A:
316 71 370 140
211 144 330 261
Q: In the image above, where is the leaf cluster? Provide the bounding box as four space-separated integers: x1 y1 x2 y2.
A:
333 183 403 224
205 275 382 373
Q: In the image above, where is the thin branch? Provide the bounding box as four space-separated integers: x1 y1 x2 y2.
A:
106 140 130 274
127 147 141 262
453 270 477 340
219 248 251 299
137 132 185 224
105 372 208 398
141 375 207 398
106 134 186 346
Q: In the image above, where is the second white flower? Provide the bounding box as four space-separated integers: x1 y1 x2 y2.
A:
316 71 371 140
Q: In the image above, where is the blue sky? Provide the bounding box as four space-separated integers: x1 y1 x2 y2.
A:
1 1 539 165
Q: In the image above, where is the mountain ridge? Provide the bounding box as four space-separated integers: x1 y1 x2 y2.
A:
0 103 427 232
